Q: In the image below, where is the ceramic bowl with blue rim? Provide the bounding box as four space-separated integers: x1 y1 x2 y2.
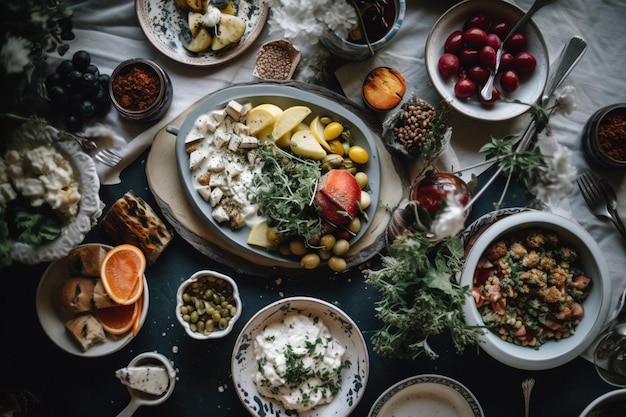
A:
320 0 406 61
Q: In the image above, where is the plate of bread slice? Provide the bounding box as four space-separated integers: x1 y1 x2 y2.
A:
36 243 149 357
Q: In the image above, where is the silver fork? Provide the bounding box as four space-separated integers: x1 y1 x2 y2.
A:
577 172 626 243
94 148 123 167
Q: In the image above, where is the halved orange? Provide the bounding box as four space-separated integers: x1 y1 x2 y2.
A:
100 244 146 305
96 302 137 335
132 295 143 336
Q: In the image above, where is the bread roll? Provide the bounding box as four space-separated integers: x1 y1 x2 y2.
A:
67 245 107 277
93 279 119 310
65 314 106 352
99 190 173 265
55 277 96 317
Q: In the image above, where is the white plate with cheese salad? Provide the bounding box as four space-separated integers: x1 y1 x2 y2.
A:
368 374 484 417
231 296 369 417
1 121 101 266
136 0 268 67
174 83 382 271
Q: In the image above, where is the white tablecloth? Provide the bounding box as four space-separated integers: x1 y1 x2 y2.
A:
62 0 626 359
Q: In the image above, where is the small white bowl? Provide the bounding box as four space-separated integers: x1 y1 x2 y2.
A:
231 296 369 417
460 211 611 370
578 388 626 417
175 270 241 340
425 0 549 121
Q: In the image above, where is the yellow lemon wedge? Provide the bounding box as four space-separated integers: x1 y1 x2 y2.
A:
272 106 312 141
309 116 332 152
290 129 327 160
245 103 283 136
247 220 273 248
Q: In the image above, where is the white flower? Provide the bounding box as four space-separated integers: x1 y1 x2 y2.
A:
553 85 576 115
1 36 32 74
431 193 467 239
532 143 577 206
266 0 357 46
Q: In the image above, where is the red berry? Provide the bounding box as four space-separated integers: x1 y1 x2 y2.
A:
454 77 476 99
438 53 461 77
444 30 464 54
500 69 520 92
506 33 527 53
513 52 536 72
463 27 488 49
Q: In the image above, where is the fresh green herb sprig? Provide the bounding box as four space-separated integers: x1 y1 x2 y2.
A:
363 234 482 360
250 143 322 241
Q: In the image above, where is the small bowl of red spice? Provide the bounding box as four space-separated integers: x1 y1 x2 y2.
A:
109 58 172 122
583 103 626 168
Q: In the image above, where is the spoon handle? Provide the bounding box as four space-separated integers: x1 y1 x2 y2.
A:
480 0 556 100
541 36 587 106
116 399 140 417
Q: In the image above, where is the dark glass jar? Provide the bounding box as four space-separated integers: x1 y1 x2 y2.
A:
109 58 172 122
582 103 626 169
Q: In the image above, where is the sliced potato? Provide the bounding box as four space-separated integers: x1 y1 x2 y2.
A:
182 27 212 53
290 130 327 160
188 11 204 37
272 106 312 141
245 103 283 136
212 14 246 51
186 0 207 13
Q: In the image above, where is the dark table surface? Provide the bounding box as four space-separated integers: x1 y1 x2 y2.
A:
1 149 618 417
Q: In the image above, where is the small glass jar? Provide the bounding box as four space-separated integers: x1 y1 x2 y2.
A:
582 103 626 169
109 58 172 122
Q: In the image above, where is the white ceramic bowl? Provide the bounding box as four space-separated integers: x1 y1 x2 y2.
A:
425 0 549 121
8 122 101 265
320 0 406 61
175 270 242 340
231 296 369 417
578 388 626 417
460 211 611 370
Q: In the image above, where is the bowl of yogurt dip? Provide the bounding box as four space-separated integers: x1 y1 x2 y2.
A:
231 296 369 416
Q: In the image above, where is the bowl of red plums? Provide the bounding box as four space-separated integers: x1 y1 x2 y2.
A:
425 0 548 121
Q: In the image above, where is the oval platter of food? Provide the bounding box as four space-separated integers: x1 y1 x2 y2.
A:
36 243 150 357
174 83 382 271
136 0 268 66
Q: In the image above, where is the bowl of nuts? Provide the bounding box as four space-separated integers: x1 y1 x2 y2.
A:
382 95 452 160
176 270 241 340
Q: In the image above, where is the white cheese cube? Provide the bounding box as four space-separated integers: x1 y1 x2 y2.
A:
228 135 242 152
206 155 225 172
209 109 227 125
189 149 207 170
196 186 212 202
209 187 224 207
240 102 252 117
233 122 250 135
225 100 244 121
115 366 170 396
239 135 259 149
213 131 230 148
212 205 230 223
185 131 204 144
209 173 225 188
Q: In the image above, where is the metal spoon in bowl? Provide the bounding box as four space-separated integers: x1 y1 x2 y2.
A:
480 0 557 101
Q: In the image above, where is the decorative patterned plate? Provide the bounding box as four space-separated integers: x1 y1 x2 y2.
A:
368 374 484 417
7 122 101 265
231 297 369 417
136 0 268 66
36 243 149 357
173 83 382 270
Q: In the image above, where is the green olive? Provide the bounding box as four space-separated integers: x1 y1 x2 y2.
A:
328 256 347 272
301 253 321 269
332 239 350 256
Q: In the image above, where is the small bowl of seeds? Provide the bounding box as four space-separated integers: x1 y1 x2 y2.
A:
176 270 242 340
382 94 452 161
253 39 301 81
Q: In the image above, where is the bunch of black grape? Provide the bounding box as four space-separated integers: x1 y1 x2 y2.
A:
46 50 111 132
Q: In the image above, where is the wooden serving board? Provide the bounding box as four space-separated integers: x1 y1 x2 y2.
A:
145 81 407 277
